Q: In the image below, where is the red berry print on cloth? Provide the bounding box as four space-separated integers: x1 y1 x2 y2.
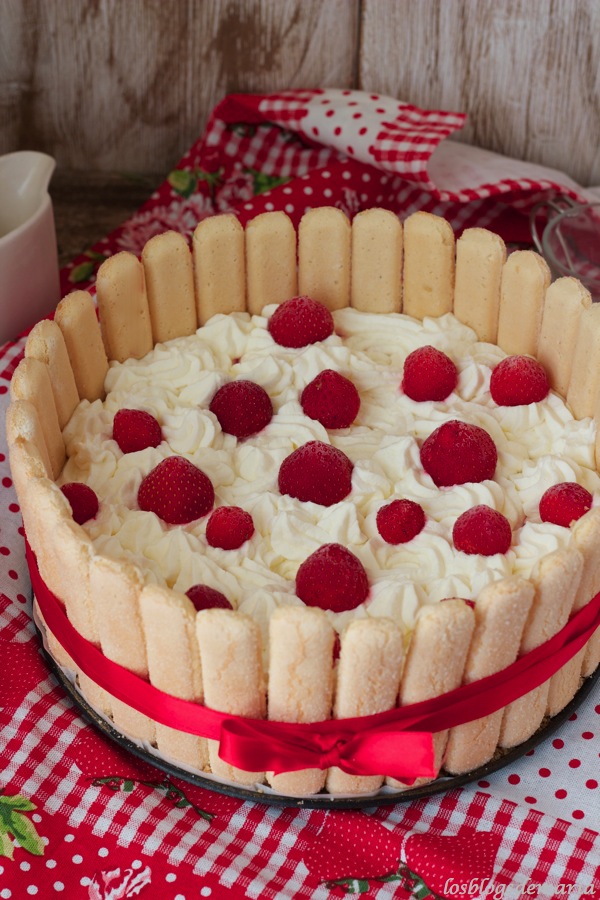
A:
186 584 233 611
490 355 550 406
60 482 99 525
137 456 214 525
376 499 426 544
268 295 334 348
0 640 50 711
539 482 593 527
453 504 512 555
209 379 273 438
402 345 458 402
296 543 369 612
205 506 254 550
301 369 361 428
112 408 163 454
279 440 353 506
420 419 497 487
403 829 503 898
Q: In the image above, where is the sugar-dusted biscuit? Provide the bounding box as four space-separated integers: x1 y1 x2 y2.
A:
402 211 455 320
453 227 506 343
537 277 591 398
444 577 534 774
196 609 265 785
350 208 403 314
267 607 335 797
298 207 351 311
142 231 197 343
95 252 153 363
193 215 246 324
25 320 80 428
5 399 52 484
500 547 583 747
245 212 297 315
10 357 65 479
496 250 550 357
582 626 600 677
139 584 208 770
326 617 403 795
54 290 108 402
387 599 474 788
566 304 600 419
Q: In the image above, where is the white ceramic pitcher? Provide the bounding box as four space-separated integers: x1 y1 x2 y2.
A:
0 151 61 344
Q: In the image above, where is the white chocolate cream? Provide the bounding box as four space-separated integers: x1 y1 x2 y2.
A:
60 306 600 643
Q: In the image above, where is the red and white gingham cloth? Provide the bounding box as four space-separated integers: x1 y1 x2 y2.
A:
1 90 599 899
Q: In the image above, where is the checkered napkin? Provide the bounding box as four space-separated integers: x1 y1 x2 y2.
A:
1 89 599 899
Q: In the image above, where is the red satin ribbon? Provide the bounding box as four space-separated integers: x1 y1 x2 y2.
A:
26 541 600 782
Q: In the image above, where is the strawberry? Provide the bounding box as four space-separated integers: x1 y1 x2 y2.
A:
403 829 502 898
420 419 497 487
302 811 405 883
186 584 233 611
112 408 162 453
268 295 334 348
490 355 550 406
376 498 426 544
453 504 512 555
539 481 593 526
137 456 214 525
402 345 458 402
296 543 369 612
278 440 353 506
60 482 99 525
205 505 254 550
209 379 273 439
301 369 361 429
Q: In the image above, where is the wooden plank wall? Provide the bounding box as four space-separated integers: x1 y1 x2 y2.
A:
2 0 599 186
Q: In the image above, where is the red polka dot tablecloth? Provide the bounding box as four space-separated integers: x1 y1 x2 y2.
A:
1 90 599 899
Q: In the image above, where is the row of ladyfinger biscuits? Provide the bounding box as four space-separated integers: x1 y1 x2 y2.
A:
6 207 600 797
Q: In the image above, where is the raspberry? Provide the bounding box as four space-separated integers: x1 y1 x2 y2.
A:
60 482 99 525
296 543 369 612
278 440 353 506
186 584 233 611
301 369 360 429
138 456 214 525
113 408 162 454
209 380 273 439
453 505 512 555
376 499 426 544
539 482 593 527
490 355 550 406
420 420 497 487
206 506 255 550
402 345 458 402
268 296 334 348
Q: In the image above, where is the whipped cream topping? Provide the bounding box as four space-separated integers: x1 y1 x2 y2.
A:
60 306 600 645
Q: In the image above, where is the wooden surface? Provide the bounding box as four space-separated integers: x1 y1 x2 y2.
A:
2 0 599 186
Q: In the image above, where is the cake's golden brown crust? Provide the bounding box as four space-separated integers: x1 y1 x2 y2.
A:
350 208 403 314
54 290 108 403
245 211 298 315
567 305 600 420
402 211 455 319
96 252 153 363
142 231 197 344
10 357 65 479
497 250 551 357
537 276 591 398
193 215 246 324
453 227 506 344
25 320 80 429
298 206 351 311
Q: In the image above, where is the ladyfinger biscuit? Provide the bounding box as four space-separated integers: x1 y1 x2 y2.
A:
298 207 351 311
350 208 403 314
10 357 65 479
141 231 197 343
453 227 506 343
536 277 591 398
566 304 600 419
139 584 207 770
499 547 583 747
5 399 52 483
245 212 297 315
267 606 335 796
25 320 80 428
54 290 108 402
582 626 600 677
402 211 455 320
88 555 155 742
496 250 551 357
195 609 265 785
193 215 246 325
444 577 534 775
326 618 403 795
386 599 475 789
95 252 153 363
